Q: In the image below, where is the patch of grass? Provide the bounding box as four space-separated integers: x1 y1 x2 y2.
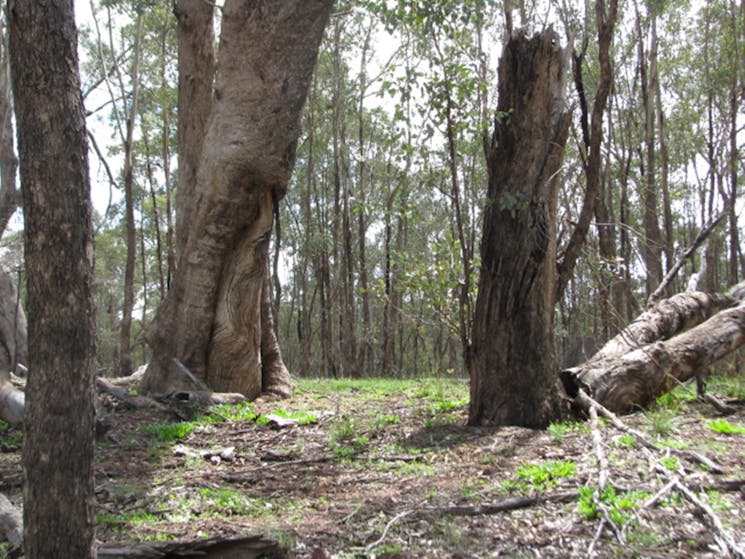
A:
459 479 485 498
97 508 160 530
207 401 258 423
503 460 576 493
646 408 676 437
707 418 745 435
430 398 466 412
199 486 259 516
374 414 402 427
578 486 649 525
705 490 731 512
397 460 436 476
659 456 681 471
656 386 695 409
614 433 637 449
547 421 574 444
142 421 196 442
328 416 370 458
707 376 745 400
262 407 318 426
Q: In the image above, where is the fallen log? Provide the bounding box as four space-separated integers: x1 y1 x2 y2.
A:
589 289 740 362
96 534 279 559
562 299 745 414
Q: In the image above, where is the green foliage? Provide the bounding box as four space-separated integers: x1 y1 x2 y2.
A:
0 420 22 449
547 422 574 444
142 421 195 442
198 487 257 516
263 407 319 426
206 401 259 423
706 419 745 435
646 408 676 437
614 434 637 449
503 460 576 493
578 486 650 525
328 416 370 458
96 508 160 530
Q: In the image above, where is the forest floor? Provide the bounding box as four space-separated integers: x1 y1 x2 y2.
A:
2 376 745 558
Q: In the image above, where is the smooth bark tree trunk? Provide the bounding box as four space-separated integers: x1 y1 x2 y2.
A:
468 29 570 427
561 286 745 414
142 0 333 398
8 1 97 557
118 13 143 376
173 0 215 259
638 8 664 295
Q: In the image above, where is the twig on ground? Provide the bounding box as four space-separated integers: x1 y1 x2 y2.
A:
575 390 723 473
365 509 416 552
672 479 745 559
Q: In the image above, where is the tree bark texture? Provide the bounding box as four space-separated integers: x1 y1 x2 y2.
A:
174 0 215 259
143 1 333 399
561 286 745 414
468 29 570 427
7 1 97 557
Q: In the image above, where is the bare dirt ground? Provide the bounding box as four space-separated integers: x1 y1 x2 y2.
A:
2 376 745 558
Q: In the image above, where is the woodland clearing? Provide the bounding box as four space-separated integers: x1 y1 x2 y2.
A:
2 375 745 558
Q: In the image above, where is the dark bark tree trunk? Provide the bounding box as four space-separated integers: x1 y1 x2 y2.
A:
8 1 97 556
468 29 570 428
561 287 745 414
142 0 333 398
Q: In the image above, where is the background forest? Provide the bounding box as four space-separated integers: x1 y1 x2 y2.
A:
1 0 742 381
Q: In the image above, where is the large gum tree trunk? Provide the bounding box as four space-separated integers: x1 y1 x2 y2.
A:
468 29 570 427
142 1 334 399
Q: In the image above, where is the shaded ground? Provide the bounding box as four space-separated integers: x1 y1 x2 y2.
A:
2 376 745 558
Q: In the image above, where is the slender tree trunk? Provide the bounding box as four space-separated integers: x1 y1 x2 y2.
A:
143 132 166 299
0 20 19 240
8 1 97 556
356 23 372 377
143 0 333 398
160 21 176 289
638 8 663 296
556 0 619 301
726 0 741 285
469 29 570 427
118 12 143 376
